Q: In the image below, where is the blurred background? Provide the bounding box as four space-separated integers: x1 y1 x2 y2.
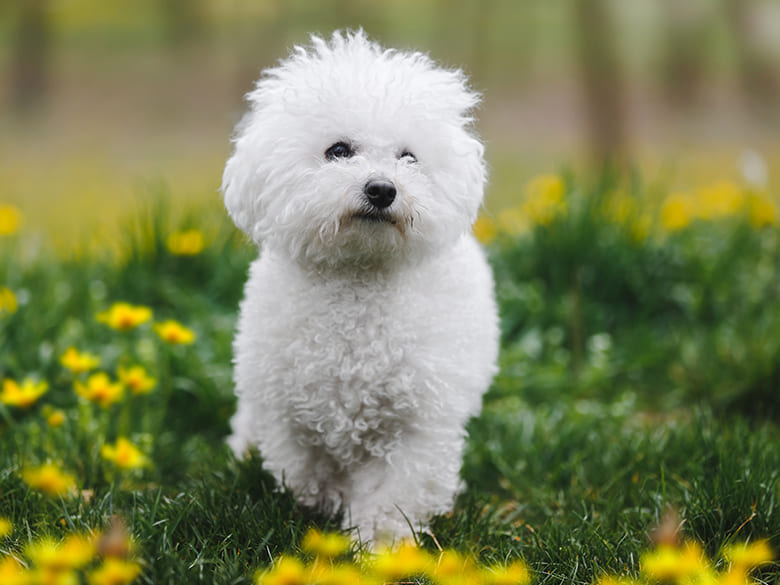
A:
2 0 780 251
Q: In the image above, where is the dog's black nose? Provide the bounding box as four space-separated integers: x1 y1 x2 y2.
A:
363 179 396 209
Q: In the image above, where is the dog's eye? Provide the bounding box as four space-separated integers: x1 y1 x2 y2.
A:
325 141 355 161
399 150 417 163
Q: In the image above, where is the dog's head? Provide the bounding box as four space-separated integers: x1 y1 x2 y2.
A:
222 30 486 268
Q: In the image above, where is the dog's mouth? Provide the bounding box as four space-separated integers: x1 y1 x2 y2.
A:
352 211 397 225
338 207 412 236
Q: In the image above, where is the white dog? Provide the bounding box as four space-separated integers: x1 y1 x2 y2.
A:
222 30 499 542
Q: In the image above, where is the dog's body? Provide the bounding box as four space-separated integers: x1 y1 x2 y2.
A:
223 30 499 542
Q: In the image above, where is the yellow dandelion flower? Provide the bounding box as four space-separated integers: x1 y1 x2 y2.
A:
87 558 142 585
0 557 32 585
101 438 147 470
718 570 749 585
60 347 101 374
372 541 433 580
522 174 567 226
33 568 80 585
746 192 777 228
42 405 66 428
256 556 307 585
75 373 124 408
27 534 96 571
166 229 205 256
96 303 152 331
117 365 156 395
1 378 48 408
309 563 363 585
722 540 773 571
301 529 351 558
153 320 195 345
21 463 77 497
661 192 696 232
695 181 745 220
433 550 481 585
497 207 530 236
0 204 23 236
641 542 711 582
482 559 531 585
0 517 12 538
0 287 18 316
472 214 498 244
47 410 66 428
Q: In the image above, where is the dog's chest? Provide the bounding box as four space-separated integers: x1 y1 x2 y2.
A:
280 280 423 463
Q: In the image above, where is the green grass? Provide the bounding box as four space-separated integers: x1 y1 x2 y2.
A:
1 177 779 584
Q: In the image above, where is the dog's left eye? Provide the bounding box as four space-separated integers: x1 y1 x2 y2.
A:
399 150 417 163
325 141 355 161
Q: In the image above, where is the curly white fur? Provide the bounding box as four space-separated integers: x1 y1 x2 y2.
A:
222 30 499 543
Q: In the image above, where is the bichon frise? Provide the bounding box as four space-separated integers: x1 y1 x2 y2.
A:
222 30 499 543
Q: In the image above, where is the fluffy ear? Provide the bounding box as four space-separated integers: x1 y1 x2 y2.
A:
460 133 488 220
435 126 487 229
222 151 253 237
221 113 266 241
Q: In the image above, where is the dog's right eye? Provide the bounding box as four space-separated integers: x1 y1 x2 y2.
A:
325 141 355 161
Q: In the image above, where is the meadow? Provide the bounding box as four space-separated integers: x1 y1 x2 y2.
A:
1 171 779 585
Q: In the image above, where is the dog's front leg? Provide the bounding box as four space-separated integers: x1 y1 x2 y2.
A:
344 425 467 544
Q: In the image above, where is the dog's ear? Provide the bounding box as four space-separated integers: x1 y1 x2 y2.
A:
459 133 488 220
435 69 482 128
222 157 254 239
437 128 487 230
221 112 264 241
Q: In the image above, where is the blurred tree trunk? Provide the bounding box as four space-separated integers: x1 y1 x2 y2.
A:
660 0 709 108
573 0 627 162
10 0 51 112
726 0 780 112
